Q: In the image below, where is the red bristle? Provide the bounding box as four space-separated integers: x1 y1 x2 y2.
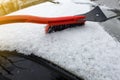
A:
45 22 85 33
45 16 86 33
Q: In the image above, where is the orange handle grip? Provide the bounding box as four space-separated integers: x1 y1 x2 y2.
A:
0 15 85 25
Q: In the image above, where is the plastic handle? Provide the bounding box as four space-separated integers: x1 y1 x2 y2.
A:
0 15 86 25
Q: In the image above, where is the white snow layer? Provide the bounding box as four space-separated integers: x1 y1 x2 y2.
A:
0 0 120 80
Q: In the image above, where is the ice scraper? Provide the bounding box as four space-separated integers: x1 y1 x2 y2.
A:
0 6 118 33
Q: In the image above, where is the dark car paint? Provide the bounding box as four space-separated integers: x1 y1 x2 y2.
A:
0 51 84 80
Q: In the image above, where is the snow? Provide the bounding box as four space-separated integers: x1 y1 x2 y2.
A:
0 0 120 80
6 0 90 17
72 0 114 10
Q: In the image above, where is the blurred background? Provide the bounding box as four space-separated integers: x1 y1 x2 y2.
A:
0 0 56 16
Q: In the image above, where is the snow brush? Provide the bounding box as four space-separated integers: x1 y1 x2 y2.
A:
0 6 116 33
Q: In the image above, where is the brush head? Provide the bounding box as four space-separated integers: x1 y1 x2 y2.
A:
45 22 85 33
44 15 86 33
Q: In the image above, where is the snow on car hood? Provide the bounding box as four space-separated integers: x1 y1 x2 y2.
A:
0 0 120 80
